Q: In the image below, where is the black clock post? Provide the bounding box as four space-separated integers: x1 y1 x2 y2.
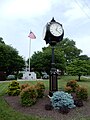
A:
43 18 64 96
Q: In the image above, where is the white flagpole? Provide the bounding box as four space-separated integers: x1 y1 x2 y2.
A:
29 38 31 72
28 30 36 72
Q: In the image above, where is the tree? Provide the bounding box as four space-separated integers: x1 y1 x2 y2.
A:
30 38 82 75
55 38 82 74
30 46 65 75
79 55 90 60
0 37 5 44
29 51 44 73
67 59 90 81
31 38 82 74
56 38 82 64
0 39 25 77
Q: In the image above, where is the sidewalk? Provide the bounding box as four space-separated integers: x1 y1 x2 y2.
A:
82 76 90 79
0 79 44 83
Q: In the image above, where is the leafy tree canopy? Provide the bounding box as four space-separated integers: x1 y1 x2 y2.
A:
67 59 90 81
56 38 82 64
30 38 82 75
0 37 5 44
0 37 25 76
79 55 90 60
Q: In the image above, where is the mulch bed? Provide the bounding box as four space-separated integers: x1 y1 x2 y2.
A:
4 90 90 120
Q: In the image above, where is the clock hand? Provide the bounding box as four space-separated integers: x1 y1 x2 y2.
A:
56 27 61 34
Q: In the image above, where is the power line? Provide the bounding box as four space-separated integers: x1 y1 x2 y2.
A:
83 0 90 10
74 0 90 19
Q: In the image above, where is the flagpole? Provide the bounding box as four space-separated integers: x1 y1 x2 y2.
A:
28 30 36 72
29 38 31 72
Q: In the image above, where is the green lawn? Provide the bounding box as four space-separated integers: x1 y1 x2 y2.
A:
0 76 90 120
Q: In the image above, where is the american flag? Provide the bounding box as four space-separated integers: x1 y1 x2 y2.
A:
28 31 36 39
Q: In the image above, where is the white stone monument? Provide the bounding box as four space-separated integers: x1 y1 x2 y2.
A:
22 71 36 80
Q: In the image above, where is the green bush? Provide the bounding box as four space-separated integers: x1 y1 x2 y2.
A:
65 86 73 93
20 83 30 91
66 80 79 92
18 73 23 79
76 86 88 100
20 85 38 106
35 82 45 98
65 80 88 101
7 80 20 96
36 71 41 79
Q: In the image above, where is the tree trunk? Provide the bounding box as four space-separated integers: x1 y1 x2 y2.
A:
78 75 81 81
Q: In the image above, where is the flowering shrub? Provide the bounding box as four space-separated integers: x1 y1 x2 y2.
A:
50 91 76 110
65 86 73 93
65 80 88 101
20 85 38 106
20 83 30 91
76 86 88 100
35 82 45 98
20 82 45 106
7 80 20 96
66 80 79 92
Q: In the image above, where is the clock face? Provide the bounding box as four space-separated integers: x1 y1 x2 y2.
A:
50 23 63 37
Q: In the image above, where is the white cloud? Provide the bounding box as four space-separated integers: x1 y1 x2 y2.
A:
64 1 90 22
0 0 90 58
74 35 90 56
0 0 51 19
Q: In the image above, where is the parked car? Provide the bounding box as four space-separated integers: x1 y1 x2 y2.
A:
42 72 49 79
7 75 16 80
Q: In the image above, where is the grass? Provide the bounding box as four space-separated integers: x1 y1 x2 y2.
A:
0 97 46 120
0 76 90 120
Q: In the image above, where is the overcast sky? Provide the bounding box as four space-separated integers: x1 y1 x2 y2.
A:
0 0 90 60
